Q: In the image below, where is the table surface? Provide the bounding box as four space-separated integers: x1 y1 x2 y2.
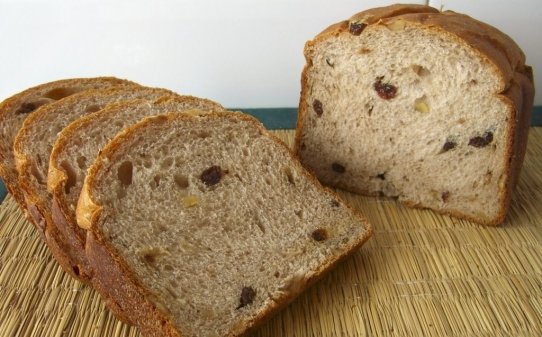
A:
1 129 541 337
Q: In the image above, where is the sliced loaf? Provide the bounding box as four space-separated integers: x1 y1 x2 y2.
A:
13 86 174 280
47 95 225 284
0 77 136 209
76 111 372 337
295 4 535 225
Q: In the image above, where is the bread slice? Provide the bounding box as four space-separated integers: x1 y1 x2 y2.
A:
76 111 372 337
47 95 225 285
13 86 173 280
295 4 535 225
0 77 136 210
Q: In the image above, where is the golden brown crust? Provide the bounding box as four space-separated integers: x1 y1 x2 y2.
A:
80 111 372 336
295 4 534 226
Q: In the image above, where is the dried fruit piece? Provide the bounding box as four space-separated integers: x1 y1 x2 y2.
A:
374 77 397 100
311 228 328 241
181 195 199 208
442 141 457 152
313 99 323 117
349 22 367 35
469 132 493 148
441 191 450 202
331 199 340 207
237 286 256 309
200 165 224 186
331 162 345 173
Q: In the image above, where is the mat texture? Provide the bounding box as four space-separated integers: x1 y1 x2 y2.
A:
1 129 541 337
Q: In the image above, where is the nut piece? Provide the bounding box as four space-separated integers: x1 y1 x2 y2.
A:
414 100 430 113
374 77 397 100
200 165 224 186
468 132 493 148
313 99 323 117
181 195 199 208
236 286 256 309
386 19 406 32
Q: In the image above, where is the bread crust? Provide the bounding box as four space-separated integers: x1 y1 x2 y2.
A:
0 77 135 210
295 4 535 226
78 111 372 336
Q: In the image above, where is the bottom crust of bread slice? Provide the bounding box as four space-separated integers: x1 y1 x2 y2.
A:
77 111 372 337
47 95 224 291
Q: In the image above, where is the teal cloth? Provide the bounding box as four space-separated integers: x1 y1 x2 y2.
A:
1 106 541 202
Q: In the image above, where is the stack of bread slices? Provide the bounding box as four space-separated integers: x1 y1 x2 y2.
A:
0 4 534 337
0 77 372 337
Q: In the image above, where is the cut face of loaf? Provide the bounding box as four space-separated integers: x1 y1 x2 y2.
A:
0 77 136 209
296 4 535 225
47 95 225 284
13 86 173 280
77 111 372 337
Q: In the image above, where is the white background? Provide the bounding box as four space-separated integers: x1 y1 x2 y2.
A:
0 0 540 108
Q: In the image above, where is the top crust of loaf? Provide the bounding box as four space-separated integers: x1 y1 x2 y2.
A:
310 4 529 92
77 111 372 337
0 77 137 206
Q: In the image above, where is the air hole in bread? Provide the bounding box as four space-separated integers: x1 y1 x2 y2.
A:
242 148 249 156
76 156 87 170
43 87 78 100
326 58 335 67
30 162 45 185
411 64 430 77
174 173 189 189
161 157 174 169
441 191 450 202
294 210 304 219
15 99 51 114
153 175 162 187
84 104 102 113
197 130 211 138
60 160 77 195
284 167 295 185
331 162 346 173
117 161 133 186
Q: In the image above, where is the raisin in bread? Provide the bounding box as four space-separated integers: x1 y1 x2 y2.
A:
295 4 535 225
47 95 224 285
13 86 174 280
0 77 136 210
76 111 372 337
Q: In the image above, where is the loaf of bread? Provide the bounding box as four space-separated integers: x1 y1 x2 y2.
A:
13 86 175 280
295 4 535 225
0 77 136 211
76 111 372 337
47 95 224 286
